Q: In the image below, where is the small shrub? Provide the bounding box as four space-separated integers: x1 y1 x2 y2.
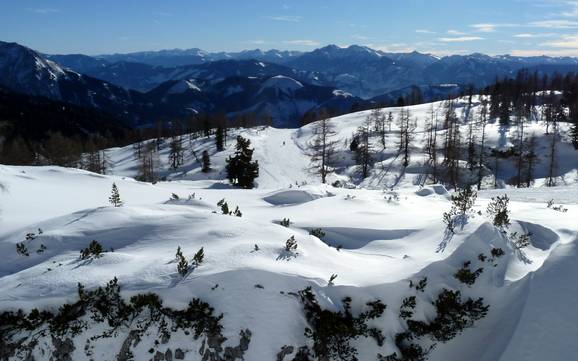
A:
453 261 483 286
80 240 105 260
280 218 291 227
510 232 532 249
36 244 47 254
16 242 29 256
409 277 427 292
176 246 189 277
233 206 242 217
309 228 326 239
486 195 510 229
328 274 337 286
191 247 204 267
399 296 417 319
217 199 230 215
491 247 505 258
171 193 180 200
285 236 297 252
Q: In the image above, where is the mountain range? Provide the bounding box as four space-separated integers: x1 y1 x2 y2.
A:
4 40 578 130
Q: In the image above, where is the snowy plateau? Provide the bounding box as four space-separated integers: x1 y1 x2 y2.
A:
1 97 578 361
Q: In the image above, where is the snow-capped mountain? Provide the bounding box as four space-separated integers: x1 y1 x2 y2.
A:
0 41 146 125
145 74 370 127
43 43 578 99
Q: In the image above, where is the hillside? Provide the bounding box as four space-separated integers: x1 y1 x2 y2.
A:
1 98 577 360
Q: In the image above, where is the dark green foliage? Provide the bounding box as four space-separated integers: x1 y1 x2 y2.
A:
109 183 123 207
192 247 204 267
450 186 477 217
16 242 29 256
201 150 211 173
453 261 484 286
486 195 510 229
36 244 46 254
217 198 230 214
285 236 298 252
491 248 505 258
298 287 386 361
176 246 189 277
0 278 251 360
427 289 489 342
80 240 105 260
215 126 224 152
409 278 427 292
442 211 455 234
280 218 291 227
328 274 338 286
217 199 242 217
399 296 417 320
233 206 242 217
226 136 259 189
510 232 532 249
309 228 325 239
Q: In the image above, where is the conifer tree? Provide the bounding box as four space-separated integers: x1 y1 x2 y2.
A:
215 126 225 152
168 135 184 170
355 117 373 178
176 246 189 277
109 183 123 207
226 136 259 189
477 99 488 190
201 150 211 173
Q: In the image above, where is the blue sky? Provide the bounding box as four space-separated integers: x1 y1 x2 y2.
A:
5 0 578 56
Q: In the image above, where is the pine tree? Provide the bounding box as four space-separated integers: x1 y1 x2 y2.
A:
355 116 373 178
168 135 184 170
215 126 225 152
477 98 488 190
176 246 189 277
201 150 211 173
192 247 204 267
226 136 259 189
109 183 123 207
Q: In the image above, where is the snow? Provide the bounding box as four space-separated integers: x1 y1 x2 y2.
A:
259 75 304 94
1 97 577 360
166 79 201 94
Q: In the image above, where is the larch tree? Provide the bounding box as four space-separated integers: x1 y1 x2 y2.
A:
310 112 338 183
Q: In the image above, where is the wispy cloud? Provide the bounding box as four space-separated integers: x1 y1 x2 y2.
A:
415 29 435 34
514 32 557 38
263 15 303 23
447 29 466 35
242 40 268 45
471 23 497 32
529 19 578 28
283 39 320 46
28 8 61 14
438 36 484 42
511 48 578 57
470 23 519 32
541 34 578 48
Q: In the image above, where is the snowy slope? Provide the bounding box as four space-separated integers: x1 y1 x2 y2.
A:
1 98 577 361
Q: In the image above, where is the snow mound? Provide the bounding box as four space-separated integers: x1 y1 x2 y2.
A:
415 184 450 199
262 188 329 205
